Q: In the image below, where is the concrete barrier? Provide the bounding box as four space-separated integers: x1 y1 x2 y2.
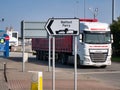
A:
24 53 28 62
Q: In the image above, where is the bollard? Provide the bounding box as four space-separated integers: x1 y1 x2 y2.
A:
38 72 43 90
3 62 8 82
29 71 43 90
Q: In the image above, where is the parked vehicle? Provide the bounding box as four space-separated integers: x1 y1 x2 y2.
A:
6 27 18 50
32 19 113 68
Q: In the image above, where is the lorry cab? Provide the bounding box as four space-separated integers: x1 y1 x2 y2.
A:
77 19 113 67
6 28 18 50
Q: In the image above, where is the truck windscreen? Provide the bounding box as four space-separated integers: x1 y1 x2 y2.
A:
84 31 111 44
12 33 17 38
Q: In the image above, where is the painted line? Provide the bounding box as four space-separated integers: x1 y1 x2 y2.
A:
77 71 120 75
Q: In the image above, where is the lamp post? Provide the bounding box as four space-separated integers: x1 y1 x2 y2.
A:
0 18 4 28
75 0 79 18
88 8 98 19
112 0 115 22
84 0 86 18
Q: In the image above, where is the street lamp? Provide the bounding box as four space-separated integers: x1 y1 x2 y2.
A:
0 18 4 29
112 0 115 22
84 0 86 18
88 8 98 19
0 18 4 22
75 0 79 18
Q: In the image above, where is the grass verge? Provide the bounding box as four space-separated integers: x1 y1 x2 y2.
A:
112 56 120 62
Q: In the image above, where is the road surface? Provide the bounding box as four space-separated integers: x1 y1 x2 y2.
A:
3 52 120 89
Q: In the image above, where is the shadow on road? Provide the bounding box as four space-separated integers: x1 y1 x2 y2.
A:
8 56 104 70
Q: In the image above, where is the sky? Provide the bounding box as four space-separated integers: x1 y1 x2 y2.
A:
0 0 120 34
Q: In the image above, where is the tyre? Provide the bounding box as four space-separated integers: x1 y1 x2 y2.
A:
36 51 40 60
61 54 68 65
77 55 80 67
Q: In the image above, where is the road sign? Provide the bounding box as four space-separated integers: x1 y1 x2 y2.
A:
45 18 80 36
0 34 9 57
21 21 48 72
45 18 79 90
21 21 48 38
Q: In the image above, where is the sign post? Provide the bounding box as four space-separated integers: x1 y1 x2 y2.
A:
74 36 77 90
21 21 25 72
52 36 55 90
21 21 48 72
48 35 52 72
45 18 79 90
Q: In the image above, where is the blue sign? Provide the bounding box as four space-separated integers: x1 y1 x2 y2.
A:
0 30 9 57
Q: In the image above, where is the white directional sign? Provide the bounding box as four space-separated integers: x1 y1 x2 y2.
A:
45 18 80 35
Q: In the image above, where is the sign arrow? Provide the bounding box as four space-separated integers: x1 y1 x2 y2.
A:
47 19 54 34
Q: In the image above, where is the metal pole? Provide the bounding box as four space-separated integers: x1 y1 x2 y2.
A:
0 18 4 29
22 37 25 72
88 8 98 19
94 14 95 19
74 36 77 90
112 0 115 22
84 0 86 18
76 1 79 18
52 36 55 90
48 35 52 72
22 21 25 72
3 63 8 82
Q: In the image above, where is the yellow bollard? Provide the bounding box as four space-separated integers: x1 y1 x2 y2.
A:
31 82 38 90
30 71 43 90
38 72 43 90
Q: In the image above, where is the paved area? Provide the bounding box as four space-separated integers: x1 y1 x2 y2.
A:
0 52 119 90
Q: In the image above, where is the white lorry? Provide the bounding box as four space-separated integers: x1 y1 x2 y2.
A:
32 19 113 68
77 19 113 67
6 27 18 50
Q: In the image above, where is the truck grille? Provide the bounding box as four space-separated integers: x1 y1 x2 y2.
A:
90 53 107 63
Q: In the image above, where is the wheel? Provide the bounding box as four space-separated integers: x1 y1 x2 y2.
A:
61 55 66 64
77 55 82 68
77 55 80 66
36 51 40 60
61 54 68 65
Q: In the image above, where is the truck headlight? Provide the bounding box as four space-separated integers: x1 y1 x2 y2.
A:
84 57 90 62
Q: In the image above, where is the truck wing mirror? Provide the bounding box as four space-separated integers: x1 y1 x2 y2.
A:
79 34 82 42
111 34 113 43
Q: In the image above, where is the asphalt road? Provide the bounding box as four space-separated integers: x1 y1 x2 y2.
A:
7 52 120 89
55 62 120 88
77 63 120 88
